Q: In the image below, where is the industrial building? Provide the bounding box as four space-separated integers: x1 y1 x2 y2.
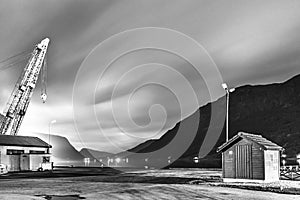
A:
217 132 283 182
0 134 52 172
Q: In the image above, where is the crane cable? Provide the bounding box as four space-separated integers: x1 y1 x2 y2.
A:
0 50 31 72
0 48 48 103
41 56 47 103
0 50 30 64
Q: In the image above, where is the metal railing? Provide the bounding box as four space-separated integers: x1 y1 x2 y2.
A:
280 165 300 180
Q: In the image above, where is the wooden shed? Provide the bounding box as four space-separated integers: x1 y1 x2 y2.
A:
217 132 283 182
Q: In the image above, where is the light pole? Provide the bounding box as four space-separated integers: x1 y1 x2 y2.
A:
222 83 235 142
48 120 57 150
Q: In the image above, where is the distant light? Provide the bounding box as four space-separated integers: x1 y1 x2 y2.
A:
84 158 90 166
115 158 121 163
229 88 235 93
168 156 172 163
297 154 300 165
193 157 199 163
282 160 286 166
282 154 287 158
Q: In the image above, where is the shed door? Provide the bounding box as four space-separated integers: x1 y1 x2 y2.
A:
235 145 252 179
9 155 20 171
20 154 30 171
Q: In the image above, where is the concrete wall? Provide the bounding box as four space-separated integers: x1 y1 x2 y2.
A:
0 146 49 171
264 150 280 182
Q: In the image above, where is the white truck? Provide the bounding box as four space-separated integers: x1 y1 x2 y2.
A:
0 164 8 175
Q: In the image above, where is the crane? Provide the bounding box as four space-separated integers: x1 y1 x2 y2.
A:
0 38 50 135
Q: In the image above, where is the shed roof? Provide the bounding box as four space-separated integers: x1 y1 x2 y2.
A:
217 132 283 153
0 134 51 148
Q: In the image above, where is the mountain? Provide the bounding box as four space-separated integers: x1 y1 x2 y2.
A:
125 74 300 167
80 148 114 160
29 133 85 166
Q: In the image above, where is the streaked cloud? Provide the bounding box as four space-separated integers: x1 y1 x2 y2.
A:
0 0 299 152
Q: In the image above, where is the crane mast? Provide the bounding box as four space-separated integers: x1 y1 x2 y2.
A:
0 38 50 135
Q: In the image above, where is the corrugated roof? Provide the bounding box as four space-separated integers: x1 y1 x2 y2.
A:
217 132 283 153
0 134 51 148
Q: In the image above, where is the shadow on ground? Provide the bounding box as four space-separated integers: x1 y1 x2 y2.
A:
0 167 221 184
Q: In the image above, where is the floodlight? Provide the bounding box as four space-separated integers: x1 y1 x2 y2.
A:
222 83 228 90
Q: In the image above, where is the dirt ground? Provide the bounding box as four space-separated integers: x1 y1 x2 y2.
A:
0 168 299 200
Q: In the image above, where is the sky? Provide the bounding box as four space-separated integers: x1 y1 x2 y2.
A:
0 0 299 153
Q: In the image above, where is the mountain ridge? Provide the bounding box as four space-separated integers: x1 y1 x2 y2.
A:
124 73 300 167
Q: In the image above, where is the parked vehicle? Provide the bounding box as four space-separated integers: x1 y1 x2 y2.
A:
0 164 8 175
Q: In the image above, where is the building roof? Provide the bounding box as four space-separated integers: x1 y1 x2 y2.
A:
0 134 51 148
217 132 283 153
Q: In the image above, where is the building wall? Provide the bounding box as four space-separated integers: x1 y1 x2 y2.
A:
264 150 280 181
223 145 235 178
0 145 49 171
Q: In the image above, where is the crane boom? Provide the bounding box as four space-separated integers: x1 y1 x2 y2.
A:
0 38 50 135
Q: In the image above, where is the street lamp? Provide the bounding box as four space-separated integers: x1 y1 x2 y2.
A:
222 83 235 142
48 120 57 150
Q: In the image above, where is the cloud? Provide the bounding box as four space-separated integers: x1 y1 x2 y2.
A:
0 0 299 153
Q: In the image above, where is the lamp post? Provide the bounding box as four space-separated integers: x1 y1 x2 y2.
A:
222 83 235 142
48 120 56 150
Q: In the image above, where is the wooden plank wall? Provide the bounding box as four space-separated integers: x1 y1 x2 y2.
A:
235 144 252 179
223 139 265 180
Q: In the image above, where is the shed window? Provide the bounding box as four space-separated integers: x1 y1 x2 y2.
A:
7 149 24 155
29 150 45 154
270 154 274 162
